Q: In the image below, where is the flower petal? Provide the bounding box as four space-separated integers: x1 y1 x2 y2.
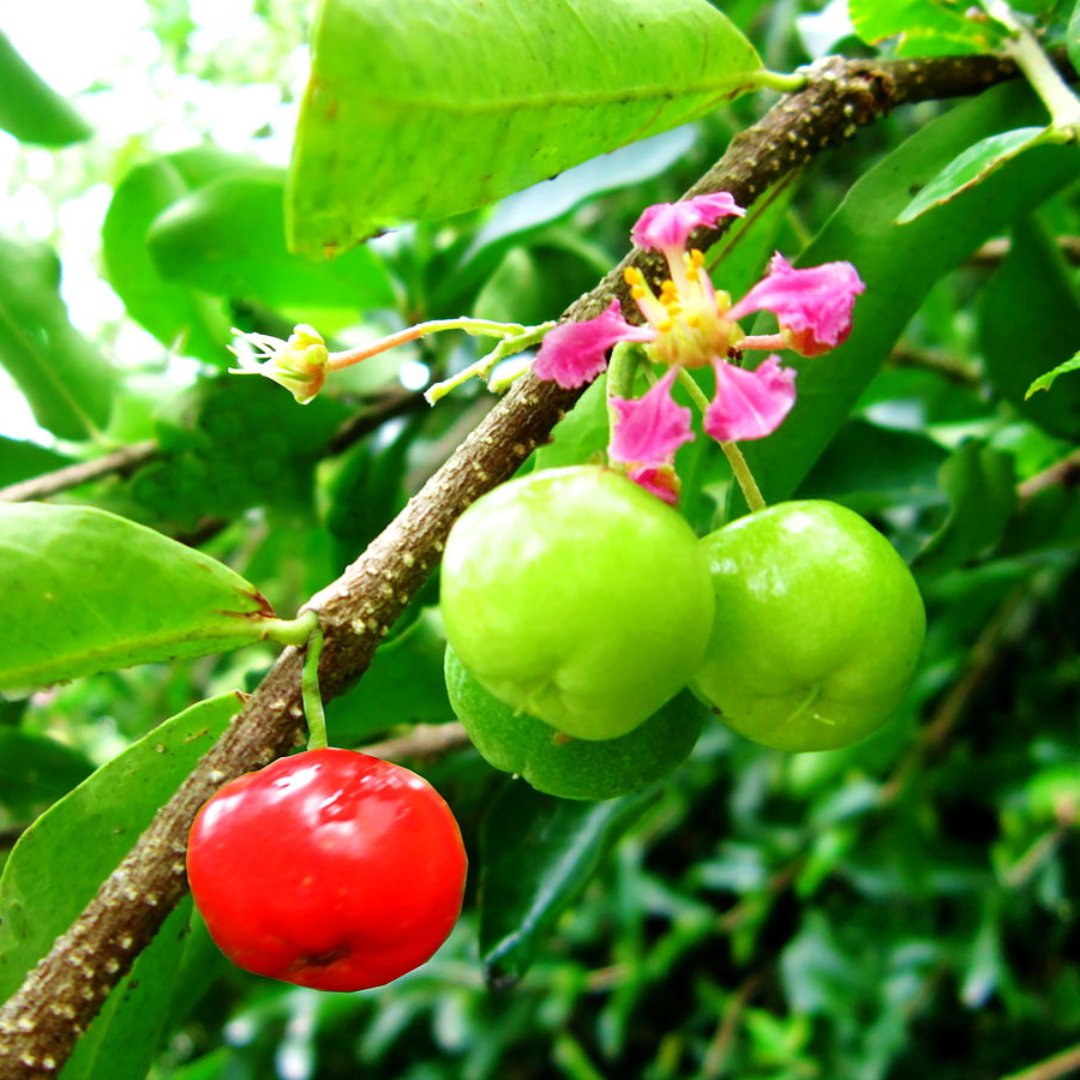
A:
627 464 681 505
728 254 865 357
609 369 694 467
704 356 797 442
532 301 653 389
631 192 746 253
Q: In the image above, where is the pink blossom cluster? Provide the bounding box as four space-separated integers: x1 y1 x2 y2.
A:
532 192 865 503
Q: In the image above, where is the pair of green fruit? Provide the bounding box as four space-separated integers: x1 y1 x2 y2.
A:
441 466 925 800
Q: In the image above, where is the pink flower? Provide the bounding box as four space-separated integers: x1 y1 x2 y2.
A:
728 254 865 358
631 192 745 253
704 356 797 442
532 300 654 389
626 464 681 505
608 370 693 467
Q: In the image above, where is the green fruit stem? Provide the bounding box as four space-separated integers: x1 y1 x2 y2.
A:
675 367 767 511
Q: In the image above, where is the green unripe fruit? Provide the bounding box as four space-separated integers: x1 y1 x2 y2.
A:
445 646 705 800
440 465 715 740
693 500 925 752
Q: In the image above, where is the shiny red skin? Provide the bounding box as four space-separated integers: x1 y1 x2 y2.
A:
186 749 467 992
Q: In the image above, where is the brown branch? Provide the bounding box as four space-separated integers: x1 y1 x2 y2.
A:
1002 1041 1080 1080
0 441 158 503
0 52 1040 1077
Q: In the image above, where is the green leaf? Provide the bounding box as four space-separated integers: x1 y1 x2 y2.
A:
0 31 90 145
979 217 1080 438
326 607 452 743
897 128 1049 224
0 436 71 489
799 419 949 514
738 81 1080 507
0 502 284 692
0 693 241 1002
915 442 1017 576
62 899 204 1080
0 730 93 818
479 782 654 987
1027 350 1080 399
848 0 1006 56
148 170 395 310
102 150 251 364
1071 0 1080 76
0 235 113 440
288 0 765 254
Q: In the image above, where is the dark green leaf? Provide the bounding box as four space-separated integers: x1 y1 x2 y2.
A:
0 436 71 489
62 899 204 1080
289 0 765 253
327 608 452 743
798 419 949 513
0 502 284 691
148 170 394 310
0 730 93 817
916 442 1016 576
479 782 654 987
0 693 241 1001
0 31 90 145
0 235 112 440
980 217 1080 438
897 128 1049 224
739 82 1080 507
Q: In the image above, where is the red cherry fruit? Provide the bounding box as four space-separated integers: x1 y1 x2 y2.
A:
187 749 467 991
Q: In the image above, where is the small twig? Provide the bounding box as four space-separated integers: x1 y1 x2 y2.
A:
1001 1041 1080 1080
0 441 158 503
887 345 982 388
970 236 1080 269
701 970 767 1078
1018 447 1080 499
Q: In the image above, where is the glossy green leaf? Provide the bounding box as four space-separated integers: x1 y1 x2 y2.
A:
148 170 395 310
479 782 654 987
0 730 93 818
102 150 251 364
288 0 766 254
0 502 283 692
0 235 113 440
738 82 1080 507
980 217 1080 439
1027 350 1080 399
916 442 1016 576
897 128 1048 224
0 693 241 1002
0 31 90 145
848 0 1005 56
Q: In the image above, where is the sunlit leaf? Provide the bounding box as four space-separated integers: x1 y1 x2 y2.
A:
1027 351 1080 399
0 30 90 145
897 127 1049 224
0 235 113 441
848 0 1005 56
0 503 284 691
288 0 766 253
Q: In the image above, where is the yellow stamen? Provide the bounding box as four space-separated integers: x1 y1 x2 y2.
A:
624 267 644 287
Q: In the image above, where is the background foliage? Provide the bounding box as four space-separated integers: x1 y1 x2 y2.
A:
2 0 1080 1077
